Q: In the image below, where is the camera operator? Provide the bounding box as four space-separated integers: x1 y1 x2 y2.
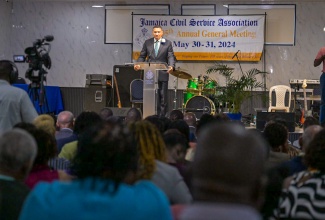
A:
0 60 38 134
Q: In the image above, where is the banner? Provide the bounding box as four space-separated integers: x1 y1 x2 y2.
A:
132 15 265 61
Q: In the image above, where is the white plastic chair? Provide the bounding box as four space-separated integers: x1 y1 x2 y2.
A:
268 85 291 112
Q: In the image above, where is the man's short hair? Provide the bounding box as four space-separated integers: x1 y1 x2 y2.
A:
0 128 37 172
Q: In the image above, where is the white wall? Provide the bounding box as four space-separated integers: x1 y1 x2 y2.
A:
0 1 13 59
6 1 325 90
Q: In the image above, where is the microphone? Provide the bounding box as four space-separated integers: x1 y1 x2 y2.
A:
43 35 54 42
232 50 240 59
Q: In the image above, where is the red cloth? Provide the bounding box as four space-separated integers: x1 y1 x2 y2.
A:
25 164 59 189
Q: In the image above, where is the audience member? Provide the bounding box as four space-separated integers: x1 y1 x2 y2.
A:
185 113 217 162
59 111 102 161
145 115 171 134
98 107 113 121
195 113 217 137
129 120 192 204
183 112 197 142
19 122 172 220
163 131 190 186
272 128 325 219
263 122 290 169
178 122 268 220
168 119 190 143
55 110 74 141
124 107 142 124
33 114 56 137
292 116 319 149
0 60 38 134
281 125 323 176
19 126 71 189
0 129 37 219
169 110 184 121
214 112 231 122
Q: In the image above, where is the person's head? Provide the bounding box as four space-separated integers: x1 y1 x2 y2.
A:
99 107 113 121
196 113 217 137
144 115 167 134
22 127 57 165
300 125 323 152
152 25 163 41
33 114 56 137
168 119 190 143
56 111 74 130
128 120 166 180
0 129 37 181
303 116 319 130
192 122 268 207
163 132 189 164
0 60 18 84
214 112 231 122
184 112 197 127
72 121 138 187
74 111 103 135
169 110 184 121
125 108 142 124
263 122 288 152
304 128 325 172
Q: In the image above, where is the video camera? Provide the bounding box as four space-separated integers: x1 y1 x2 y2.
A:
13 35 54 83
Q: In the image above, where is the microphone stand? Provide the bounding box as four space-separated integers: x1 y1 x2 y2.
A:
233 52 244 77
233 52 246 113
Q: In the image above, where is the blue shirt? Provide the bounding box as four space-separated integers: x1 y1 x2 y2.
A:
19 178 172 220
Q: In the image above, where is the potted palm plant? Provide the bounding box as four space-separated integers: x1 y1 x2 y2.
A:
206 63 264 119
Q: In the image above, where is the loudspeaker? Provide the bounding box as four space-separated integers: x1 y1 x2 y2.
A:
83 86 113 112
113 65 143 108
256 112 296 132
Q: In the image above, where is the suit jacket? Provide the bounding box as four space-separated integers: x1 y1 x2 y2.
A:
137 38 175 81
0 179 30 220
55 128 74 141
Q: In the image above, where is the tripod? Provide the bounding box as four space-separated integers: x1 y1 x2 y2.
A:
28 71 50 114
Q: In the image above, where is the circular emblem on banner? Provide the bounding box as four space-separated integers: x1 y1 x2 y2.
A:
145 70 154 80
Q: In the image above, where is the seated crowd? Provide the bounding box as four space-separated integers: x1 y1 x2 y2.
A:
1 94 325 219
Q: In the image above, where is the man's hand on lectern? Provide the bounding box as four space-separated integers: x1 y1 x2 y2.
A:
167 66 173 74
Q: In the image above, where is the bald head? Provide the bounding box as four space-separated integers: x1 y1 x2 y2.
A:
300 125 323 152
192 122 268 205
56 111 74 129
184 112 197 127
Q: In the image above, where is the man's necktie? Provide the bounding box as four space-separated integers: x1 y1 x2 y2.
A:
154 40 159 56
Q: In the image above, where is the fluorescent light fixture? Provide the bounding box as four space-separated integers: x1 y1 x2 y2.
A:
92 5 103 8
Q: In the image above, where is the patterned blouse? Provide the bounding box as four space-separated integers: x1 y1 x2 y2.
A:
271 170 325 219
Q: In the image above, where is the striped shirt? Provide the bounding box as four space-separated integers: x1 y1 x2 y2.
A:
272 170 325 219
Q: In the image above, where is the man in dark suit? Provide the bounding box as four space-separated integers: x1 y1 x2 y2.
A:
55 110 74 141
135 25 176 117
